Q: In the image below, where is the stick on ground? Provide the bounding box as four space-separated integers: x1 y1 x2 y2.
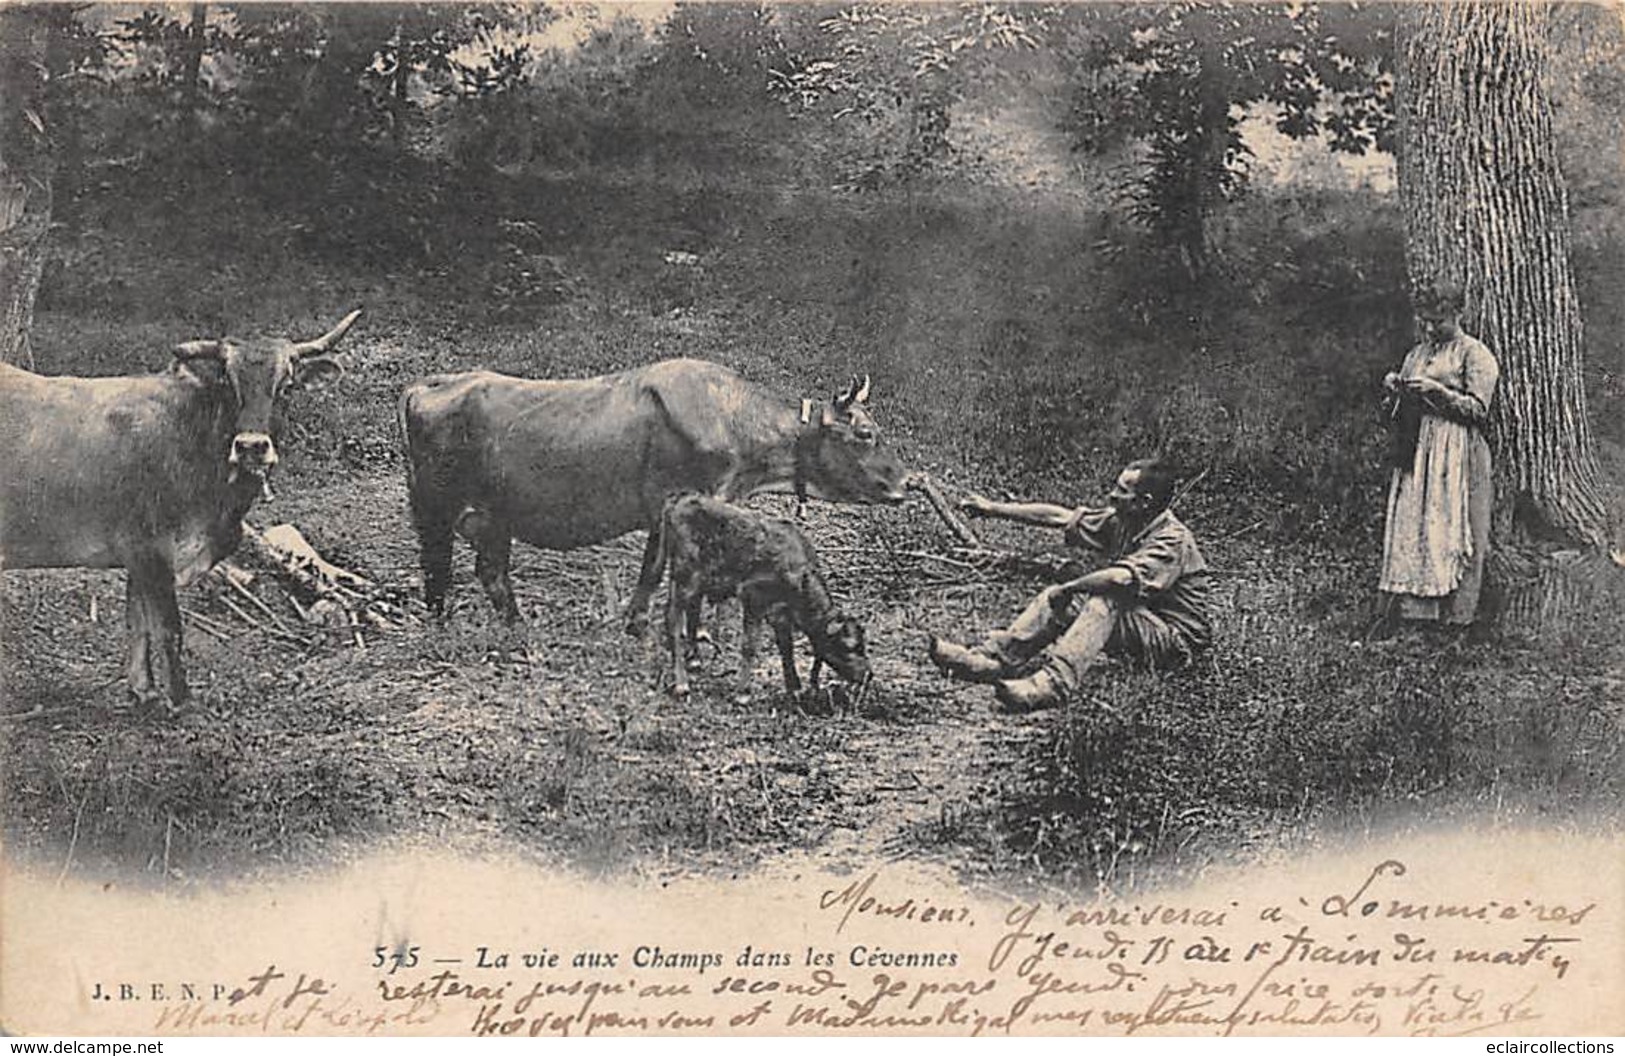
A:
907 473 983 548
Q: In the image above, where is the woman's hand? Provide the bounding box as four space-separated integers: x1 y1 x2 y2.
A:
1402 376 1446 397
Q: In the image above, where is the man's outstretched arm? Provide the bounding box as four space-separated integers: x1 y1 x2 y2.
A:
960 493 1076 528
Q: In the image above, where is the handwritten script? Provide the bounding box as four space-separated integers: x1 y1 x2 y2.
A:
112 857 1604 1036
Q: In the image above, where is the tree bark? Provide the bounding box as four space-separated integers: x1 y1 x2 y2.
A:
1397 1 1609 554
0 5 54 367
181 4 207 150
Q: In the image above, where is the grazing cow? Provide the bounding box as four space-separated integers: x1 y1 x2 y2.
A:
661 493 869 701
400 358 908 629
0 309 363 709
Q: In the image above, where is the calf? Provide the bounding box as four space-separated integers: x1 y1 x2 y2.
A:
661 494 870 702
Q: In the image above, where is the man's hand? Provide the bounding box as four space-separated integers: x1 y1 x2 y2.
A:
957 493 1076 528
959 493 995 519
1051 567 1135 601
1382 371 1401 393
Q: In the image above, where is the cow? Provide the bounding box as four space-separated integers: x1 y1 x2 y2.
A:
399 358 909 631
0 309 364 710
660 493 870 702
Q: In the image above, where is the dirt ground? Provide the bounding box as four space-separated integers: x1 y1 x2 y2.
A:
0 461 1093 889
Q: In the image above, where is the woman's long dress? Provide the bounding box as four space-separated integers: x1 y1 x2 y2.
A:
1378 333 1500 625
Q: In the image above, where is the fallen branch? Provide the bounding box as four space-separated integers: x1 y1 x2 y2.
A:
216 562 295 634
216 593 312 646
946 546 1079 580
1211 518 1266 544
821 545 984 572
907 473 983 548
1169 465 1211 510
180 607 234 642
218 594 265 631
238 521 413 644
244 523 375 594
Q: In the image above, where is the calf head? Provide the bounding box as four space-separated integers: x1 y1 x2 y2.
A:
815 613 871 686
173 309 362 491
801 374 909 505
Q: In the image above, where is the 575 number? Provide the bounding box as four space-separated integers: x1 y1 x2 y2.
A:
373 945 421 974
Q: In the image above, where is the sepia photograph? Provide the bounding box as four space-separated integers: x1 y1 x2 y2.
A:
1 0 1622 1039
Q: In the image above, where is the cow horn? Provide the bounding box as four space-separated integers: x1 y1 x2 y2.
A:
854 374 871 403
293 308 363 357
174 340 225 361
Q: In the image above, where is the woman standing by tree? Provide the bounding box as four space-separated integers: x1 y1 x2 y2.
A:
1378 284 1500 628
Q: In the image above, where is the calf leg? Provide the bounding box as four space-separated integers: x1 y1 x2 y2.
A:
667 580 696 699
772 615 802 695
735 602 765 702
683 594 706 671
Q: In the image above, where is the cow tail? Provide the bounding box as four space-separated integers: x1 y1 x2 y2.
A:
400 383 458 615
399 385 432 520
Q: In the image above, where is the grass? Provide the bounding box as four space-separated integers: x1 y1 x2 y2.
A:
3 155 1622 892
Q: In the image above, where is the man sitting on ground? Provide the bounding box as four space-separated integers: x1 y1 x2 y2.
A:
929 458 1213 713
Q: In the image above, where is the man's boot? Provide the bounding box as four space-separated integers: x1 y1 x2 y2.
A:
993 665 1069 713
928 636 1008 683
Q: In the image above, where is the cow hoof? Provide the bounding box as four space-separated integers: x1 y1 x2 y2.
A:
626 617 648 638
125 682 161 709
669 684 690 701
685 655 705 673
125 689 183 719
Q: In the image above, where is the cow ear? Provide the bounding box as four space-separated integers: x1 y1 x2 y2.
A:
294 353 344 389
854 374 871 403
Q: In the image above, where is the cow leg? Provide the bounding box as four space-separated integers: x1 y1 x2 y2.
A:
468 520 520 624
773 615 802 696
625 524 664 637
150 579 188 711
127 554 187 710
124 572 156 706
415 511 457 619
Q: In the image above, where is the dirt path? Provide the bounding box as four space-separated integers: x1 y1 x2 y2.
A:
802 696 1041 868
729 622 1055 887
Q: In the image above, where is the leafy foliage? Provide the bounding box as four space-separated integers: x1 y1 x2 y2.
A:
1056 2 1396 278
770 3 1045 190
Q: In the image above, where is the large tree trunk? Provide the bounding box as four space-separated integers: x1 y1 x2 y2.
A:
181 4 207 148
0 5 54 367
1397 1 1609 558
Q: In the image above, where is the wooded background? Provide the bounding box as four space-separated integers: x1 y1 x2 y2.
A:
1 3 1621 883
